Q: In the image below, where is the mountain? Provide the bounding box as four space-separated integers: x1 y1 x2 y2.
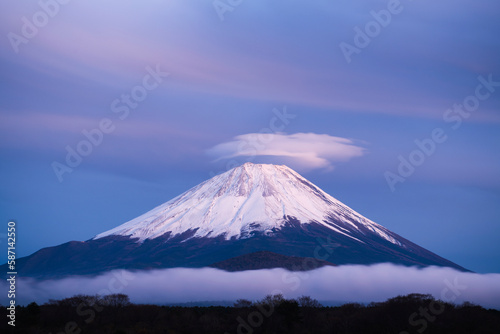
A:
10 163 467 278
209 251 336 272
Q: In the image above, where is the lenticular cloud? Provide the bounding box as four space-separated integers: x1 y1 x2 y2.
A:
7 264 500 309
206 132 366 171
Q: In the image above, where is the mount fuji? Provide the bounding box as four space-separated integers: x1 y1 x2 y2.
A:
11 163 466 277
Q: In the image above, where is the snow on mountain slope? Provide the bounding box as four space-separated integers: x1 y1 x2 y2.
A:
94 163 401 246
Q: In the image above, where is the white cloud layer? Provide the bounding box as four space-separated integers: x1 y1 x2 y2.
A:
206 133 366 171
8 264 500 310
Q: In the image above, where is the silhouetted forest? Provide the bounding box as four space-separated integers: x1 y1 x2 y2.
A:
2 293 499 333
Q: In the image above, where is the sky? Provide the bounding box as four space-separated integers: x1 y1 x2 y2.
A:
0 0 499 274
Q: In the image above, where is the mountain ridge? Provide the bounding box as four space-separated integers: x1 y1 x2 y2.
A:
5 163 468 278
209 250 336 272
94 163 403 247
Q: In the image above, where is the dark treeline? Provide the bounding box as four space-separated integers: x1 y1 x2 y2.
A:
2 293 500 333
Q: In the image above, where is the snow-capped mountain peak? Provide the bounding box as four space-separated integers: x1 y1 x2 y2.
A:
94 163 400 246
13 162 467 278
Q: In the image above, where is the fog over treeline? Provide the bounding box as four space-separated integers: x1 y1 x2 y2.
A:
5 264 500 309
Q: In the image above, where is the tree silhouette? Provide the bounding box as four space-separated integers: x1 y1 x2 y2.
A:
297 295 322 308
233 299 253 308
2 293 498 334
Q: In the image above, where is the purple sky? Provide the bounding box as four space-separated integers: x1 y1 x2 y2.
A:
1 0 499 273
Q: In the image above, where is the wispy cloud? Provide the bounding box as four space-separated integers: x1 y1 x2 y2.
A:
9 264 500 309
206 133 366 171
2 1 498 121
